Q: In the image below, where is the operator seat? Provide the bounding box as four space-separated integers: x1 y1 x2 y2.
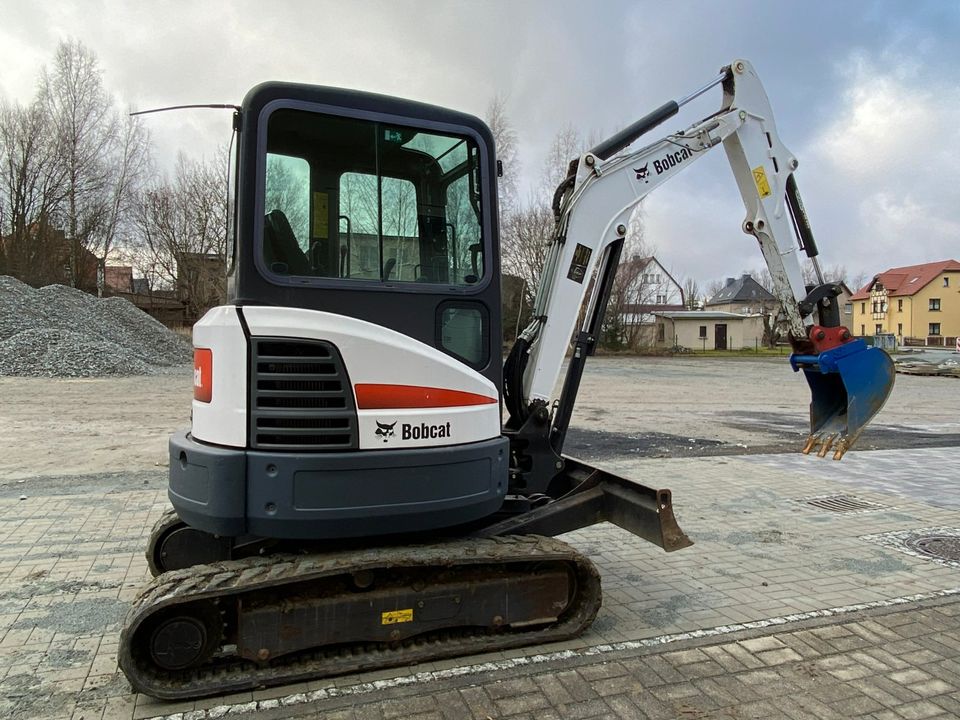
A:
383 257 396 281
264 209 312 275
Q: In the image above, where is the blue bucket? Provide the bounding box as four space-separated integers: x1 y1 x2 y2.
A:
790 339 895 460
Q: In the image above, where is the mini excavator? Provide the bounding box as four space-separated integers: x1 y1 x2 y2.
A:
119 59 895 698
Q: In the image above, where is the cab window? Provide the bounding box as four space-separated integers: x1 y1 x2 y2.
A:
262 108 484 286
339 173 418 281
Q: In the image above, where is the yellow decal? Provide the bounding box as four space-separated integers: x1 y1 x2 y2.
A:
752 166 772 198
313 192 329 238
381 608 413 625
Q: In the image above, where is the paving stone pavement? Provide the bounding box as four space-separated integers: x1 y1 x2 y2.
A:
741 447 960 510
171 596 960 720
2 446 960 719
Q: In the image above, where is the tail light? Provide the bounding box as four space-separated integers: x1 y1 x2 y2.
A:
194 348 213 403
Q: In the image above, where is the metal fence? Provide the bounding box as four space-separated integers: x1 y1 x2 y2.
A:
903 335 959 348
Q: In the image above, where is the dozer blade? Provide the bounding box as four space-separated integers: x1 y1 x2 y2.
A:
790 339 895 460
475 457 694 552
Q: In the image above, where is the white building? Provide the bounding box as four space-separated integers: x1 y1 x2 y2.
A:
655 311 766 351
619 256 685 326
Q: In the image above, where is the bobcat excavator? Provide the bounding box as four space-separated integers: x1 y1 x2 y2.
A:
119 59 895 699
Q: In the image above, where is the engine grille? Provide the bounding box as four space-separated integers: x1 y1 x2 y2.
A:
249 338 357 450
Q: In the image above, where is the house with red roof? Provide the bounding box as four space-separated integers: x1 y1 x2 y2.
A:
850 260 960 346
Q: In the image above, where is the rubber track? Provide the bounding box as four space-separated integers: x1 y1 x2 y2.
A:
119 535 601 700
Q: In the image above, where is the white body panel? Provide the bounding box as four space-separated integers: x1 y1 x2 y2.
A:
192 306 248 447
190 305 501 450
356 406 499 450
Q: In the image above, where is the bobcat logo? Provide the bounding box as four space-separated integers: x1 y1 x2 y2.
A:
634 163 650 182
375 420 397 443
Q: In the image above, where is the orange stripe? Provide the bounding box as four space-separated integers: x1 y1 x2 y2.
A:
355 383 498 409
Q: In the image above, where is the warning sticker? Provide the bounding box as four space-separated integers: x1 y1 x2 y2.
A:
567 243 592 284
752 166 772 198
313 192 329 238
381 608 413 625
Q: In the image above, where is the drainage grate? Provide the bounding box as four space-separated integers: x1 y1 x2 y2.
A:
905 535 960 563
800 494 890 513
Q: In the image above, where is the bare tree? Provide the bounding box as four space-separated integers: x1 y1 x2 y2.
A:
89 111 151 293
132 152 228 318
499 118 658 350
40 40 120 287
603 249 654 349
749 260 848 290
485 94 526 337
444 168 482 282
502 125 588 308
738 267 773 292
704 278 725 300
0 98 68 285
682 276 702 310
736 267 785 347
539 125 582 200
485 94 519 219
0 39 154 295
265 154 309 238
850 270 869 293
501 194 554 307
382 177 419 280
338 172 378 227
603 209 658 349
814 262 848 286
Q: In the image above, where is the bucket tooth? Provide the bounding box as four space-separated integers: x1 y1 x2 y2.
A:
832 438 850 461
816 434 837 458
802 435 818 455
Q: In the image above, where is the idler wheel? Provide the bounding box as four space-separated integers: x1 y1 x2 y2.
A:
147 603 221 671
149 524 231 575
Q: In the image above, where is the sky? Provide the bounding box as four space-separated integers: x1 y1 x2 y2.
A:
1 0 957 290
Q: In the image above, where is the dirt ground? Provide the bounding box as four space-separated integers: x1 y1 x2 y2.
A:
1 356 957 483
563 356 960 461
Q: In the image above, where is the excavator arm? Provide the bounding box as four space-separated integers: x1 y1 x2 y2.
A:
504 59 895 475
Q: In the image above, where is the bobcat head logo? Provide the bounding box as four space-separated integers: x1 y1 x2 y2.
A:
634 163 650 182
375 420 397 443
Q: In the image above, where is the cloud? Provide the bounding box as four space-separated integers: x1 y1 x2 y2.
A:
801 52 960 271
811 54 952 177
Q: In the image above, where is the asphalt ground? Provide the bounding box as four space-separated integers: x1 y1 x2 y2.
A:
1 358 958 719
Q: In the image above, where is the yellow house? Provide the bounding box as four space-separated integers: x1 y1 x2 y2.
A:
851 259 960 345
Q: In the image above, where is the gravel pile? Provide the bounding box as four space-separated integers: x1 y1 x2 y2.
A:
0 276 48 339
0 276 191 377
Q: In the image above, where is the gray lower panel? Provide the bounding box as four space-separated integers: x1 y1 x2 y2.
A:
291 459 495 510
168 431 508 540
168 431 248 536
